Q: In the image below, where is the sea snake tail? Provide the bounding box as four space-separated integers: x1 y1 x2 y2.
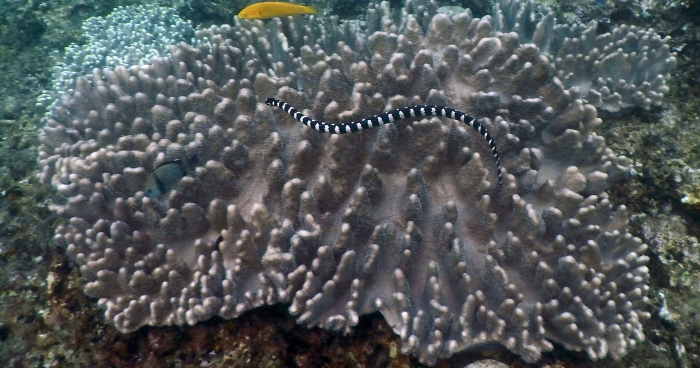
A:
265 97 503 187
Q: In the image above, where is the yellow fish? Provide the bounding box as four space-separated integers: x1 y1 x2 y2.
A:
238 2 317 20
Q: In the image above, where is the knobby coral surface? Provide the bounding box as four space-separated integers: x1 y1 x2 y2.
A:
37 4 199 109
39 0 651 365
492 0 676 113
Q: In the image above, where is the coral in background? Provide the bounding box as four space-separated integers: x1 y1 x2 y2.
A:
491 0 676 113
38 0 654 365
37 4 199 109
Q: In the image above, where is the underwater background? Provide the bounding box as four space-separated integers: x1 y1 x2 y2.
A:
1 0 700 367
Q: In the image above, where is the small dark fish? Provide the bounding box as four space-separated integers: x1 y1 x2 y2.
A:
144 160 186 198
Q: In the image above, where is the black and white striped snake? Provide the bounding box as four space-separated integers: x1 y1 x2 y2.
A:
265 98 503 187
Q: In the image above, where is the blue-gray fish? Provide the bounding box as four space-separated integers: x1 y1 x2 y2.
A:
144 160 186 198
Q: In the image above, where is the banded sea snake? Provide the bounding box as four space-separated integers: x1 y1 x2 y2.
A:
265 98 503 187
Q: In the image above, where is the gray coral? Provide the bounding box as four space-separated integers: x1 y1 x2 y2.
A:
39 0 651 365
37 4 199 109
491 0 676 113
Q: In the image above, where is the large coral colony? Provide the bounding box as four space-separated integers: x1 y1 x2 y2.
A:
38 0 674 365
